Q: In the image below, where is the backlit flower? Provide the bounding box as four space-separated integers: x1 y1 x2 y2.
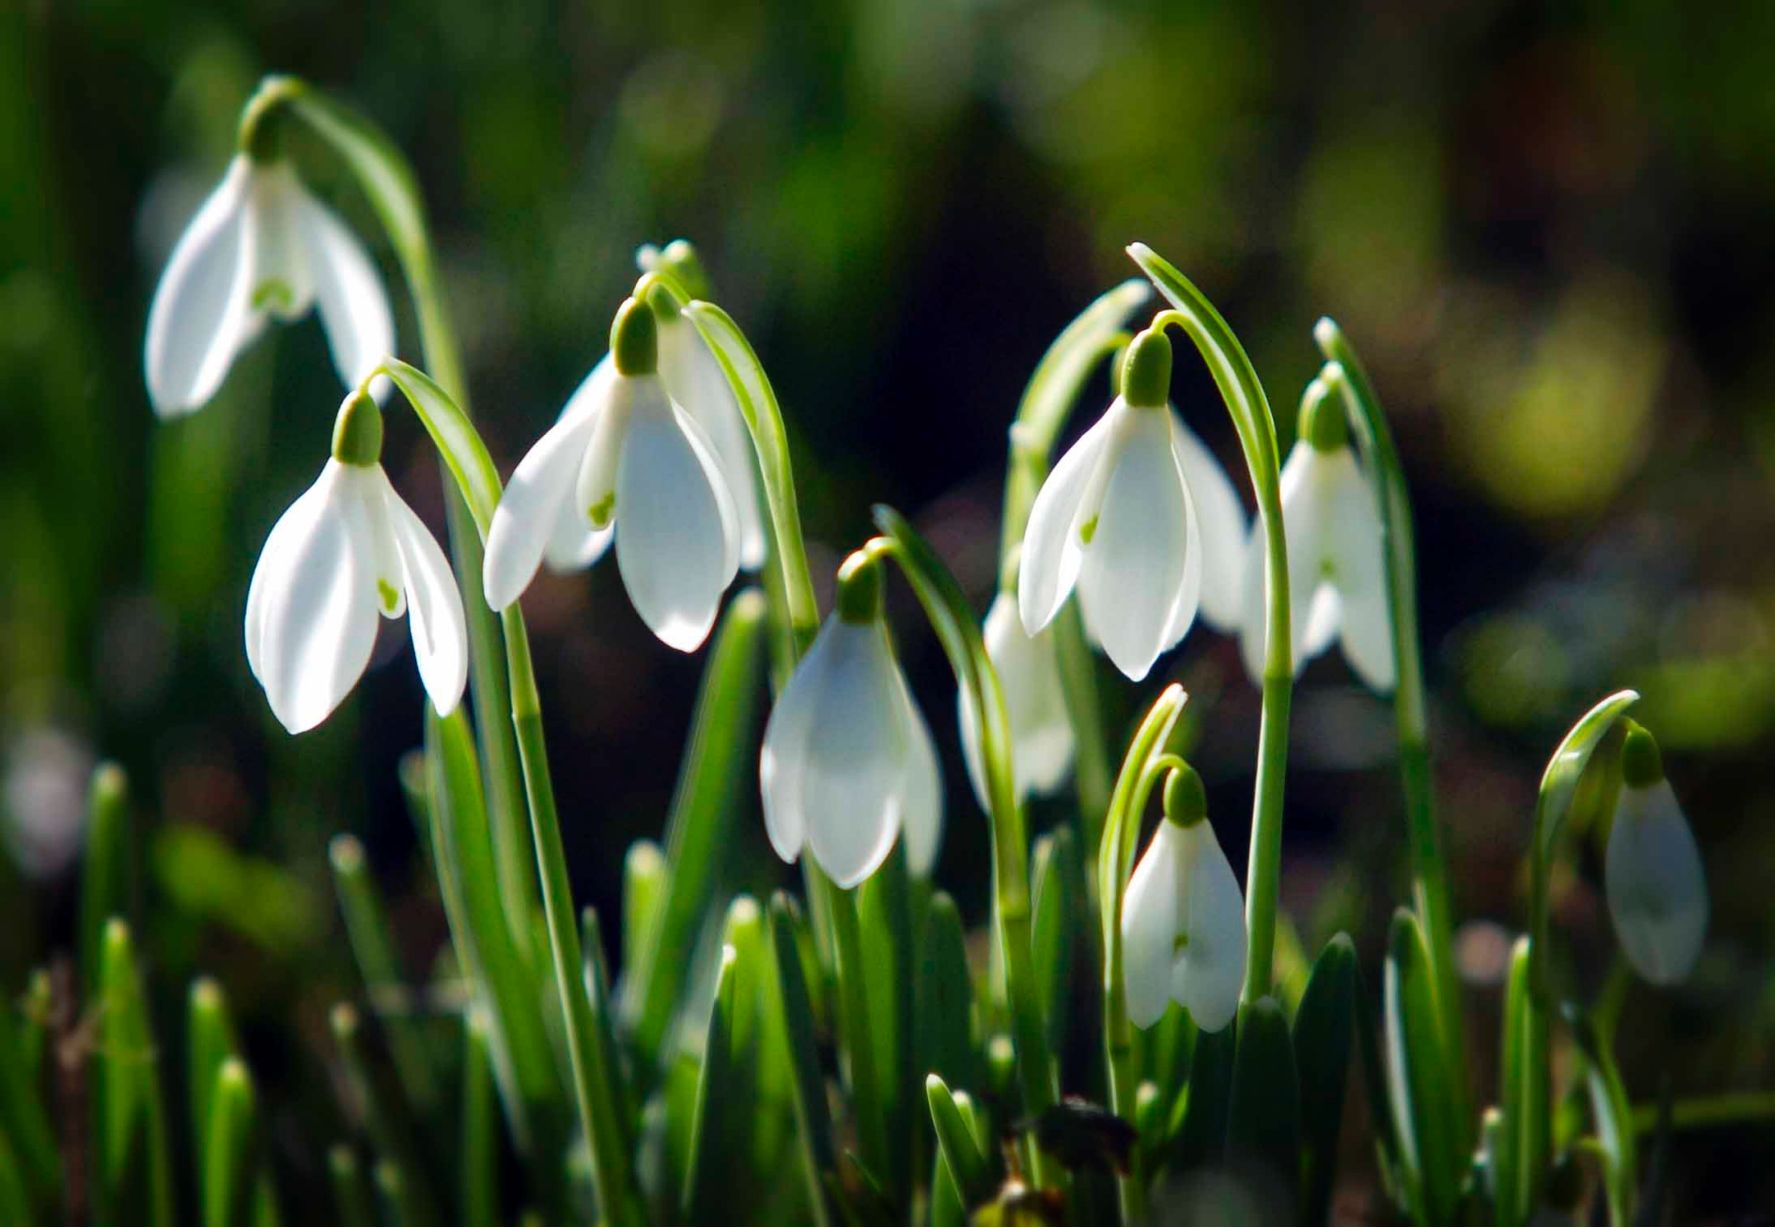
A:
1605 723 1707 986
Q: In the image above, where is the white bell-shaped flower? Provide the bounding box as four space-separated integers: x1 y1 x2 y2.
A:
145 155 393 417
1120 766 1247 1032
245 391 466 734
482 297 741 652
958 591 1073 808
760 559 943 887
1019 328 1227 682
1239 382 1393 691
1605 723 1707 986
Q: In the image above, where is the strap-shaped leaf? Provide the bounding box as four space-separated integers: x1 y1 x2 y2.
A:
1294 934 1357 1225
1382 909 1464 1227
1565 1005 1637 1225
1030 829 1080 1057
201 1059 257 1227
859 843 916 1202
79 763 131 997
926 1075 994 1207
625 589 769 1070
96 920 174 1227
916 892 977 1094
1226 997 1301 1200
768 893 839 1227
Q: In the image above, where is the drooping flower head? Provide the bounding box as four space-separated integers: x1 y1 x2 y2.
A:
1239 376 1393 690
1120 765 1247 1032
1605 722 1707 986
482 292 743 651
246 388 466 733
760 554 942 887
1018 326 1245 681
145 150 393 417
959 590 1073 808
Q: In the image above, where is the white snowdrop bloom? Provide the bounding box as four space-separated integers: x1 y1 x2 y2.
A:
760 561 943 887
245 391 466 734
145 155 393 417
1238 381 1393 691
1120 766 1247 1033
1605 724 1707 986
958 591 1073 808
1018 328 1212 682
481 297 741 652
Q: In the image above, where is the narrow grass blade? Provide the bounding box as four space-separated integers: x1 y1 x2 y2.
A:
189 977 239 1200
329 834 437 1110
327 1146 375 1227
768 893 838 1226
95 919 174 1227
927 1075 994 1207
624 589 768 1071
1565 1005 1637 1225
202 1058 256 1227
79 762 131 995
858 842 915 1203
681 946 746 1223
1382 909 1463 1226
0 972 57 1210
330 1003 439 1227
916 892 977 1094
461 1010 498 1227
1294 934 1357 1226
621 841 667 985
1030 830 1078 1061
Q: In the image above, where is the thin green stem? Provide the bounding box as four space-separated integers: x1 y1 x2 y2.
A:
1132 245 1292 1004
1315 325 1469 1122
503 609 640 1225
827 882 888 1180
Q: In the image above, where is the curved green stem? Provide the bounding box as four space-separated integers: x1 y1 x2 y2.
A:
865 512 1058 1187
1313 325 1471 1131
244 75 540 956
1130 244 1292 1004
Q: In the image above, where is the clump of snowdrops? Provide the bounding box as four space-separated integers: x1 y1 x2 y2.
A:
0 76 1728 1227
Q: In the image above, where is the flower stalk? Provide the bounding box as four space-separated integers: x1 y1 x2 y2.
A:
1129 244 1293 1005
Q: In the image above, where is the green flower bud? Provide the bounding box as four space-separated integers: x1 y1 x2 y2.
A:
330 389 383 466
1120 327 1173 409
835 552 885 625
1162 764 1208 828
610 296 658 376
1620 720 1664 788
1299 377 1349 452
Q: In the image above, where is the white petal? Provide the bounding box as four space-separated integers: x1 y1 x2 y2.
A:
246 471 334 683
1320 449 1395 692
1606 780 1707 986
1077 408 1195 681
542 358 618 573
658 315 767 570
1239 444 1331 683
1017 410 1116 636
1121 822 1184 1029
144 158 254 415
760 620 907 889
251 462 381 733
1172 819 1247 1033
298 190 396 391
381 474 469 716
613 387 739 651
1169 414 1248 631
483 405 603 610
242 163 317 319
961 594 1074 809
892 661 944 877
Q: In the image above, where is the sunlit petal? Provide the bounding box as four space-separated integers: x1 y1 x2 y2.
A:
144 158 254 415
659 315 767 570
298 189 396 392
1321 449 1395 692
961 593 1074 808
1018 411 1116 636
893 667 944 877
1121 821 1184 1029
483 407 602 609
381 474 469 716
613 387 740 651
1169 414 1247 631
1172 820 1247 1033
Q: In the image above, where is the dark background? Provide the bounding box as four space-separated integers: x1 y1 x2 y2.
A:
4 0 1773 1217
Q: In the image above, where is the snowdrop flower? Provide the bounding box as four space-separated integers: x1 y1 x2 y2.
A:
958 591 1072 808
246 389 466 733
1239 378 1393 690
1120 766 1247 1032
1020 326 1243 682
482 295 741 651
1605 722 1707 986
145 153 393 416
760 557 942 887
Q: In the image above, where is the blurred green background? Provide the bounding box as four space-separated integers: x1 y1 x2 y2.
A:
4 0 1774 1217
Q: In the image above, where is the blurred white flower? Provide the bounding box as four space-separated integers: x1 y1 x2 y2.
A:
1120 768 1247 1032
761 568 942 887
1239 388 1393 691
482 297 740 652
247 392 466 733
1019 329 1241 681
1605 725 1707 986
3 728 94 879
958 592 1072 808
145 155 392 416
